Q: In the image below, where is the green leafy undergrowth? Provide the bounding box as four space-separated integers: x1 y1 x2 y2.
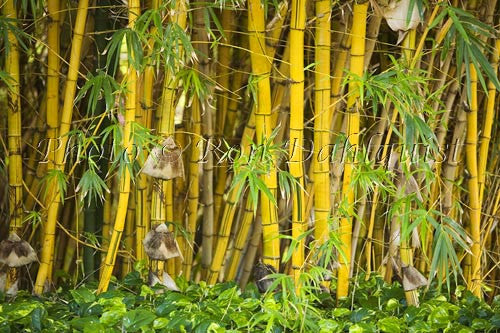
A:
0 274 499 333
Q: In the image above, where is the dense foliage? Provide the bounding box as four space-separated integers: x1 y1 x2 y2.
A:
1 0 500 319
1 273 499 333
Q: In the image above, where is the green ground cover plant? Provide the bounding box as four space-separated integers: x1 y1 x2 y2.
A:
1 271 499 333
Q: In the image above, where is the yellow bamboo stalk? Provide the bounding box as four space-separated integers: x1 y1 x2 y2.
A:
206 110 256 284
46 0 60 174
3 0 22 290
478 40 499 204
465 65 482 297
337 1 368 301
225 195 254 280
213 9 234 226
122 189 135 277
313 0 331 249
174 130 186 276
135 33 155 262
247 0 280 270
4 0 22 235
184 97 202 280
97 0 140 293
288 0 307 284
34 0 90 295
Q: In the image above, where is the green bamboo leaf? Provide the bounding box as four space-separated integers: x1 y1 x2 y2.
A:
0 70 13 90
42 169 68 204
77 168 110 205
470 44 500 91
428 10 448 30
447 9 470 44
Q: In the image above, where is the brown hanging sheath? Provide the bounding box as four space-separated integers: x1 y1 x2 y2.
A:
388 253 428 291
148 270 180 291
141 136 185 180
142 224 183 261
0 233 37 267
401 265 428 291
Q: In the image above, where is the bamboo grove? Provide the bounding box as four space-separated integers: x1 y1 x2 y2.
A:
0 0 499 307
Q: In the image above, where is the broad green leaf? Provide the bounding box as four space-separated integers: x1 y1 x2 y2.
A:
100 307 126 326
378 317 401 333
70 316 101 331
70 288 96 305
122 309 156 332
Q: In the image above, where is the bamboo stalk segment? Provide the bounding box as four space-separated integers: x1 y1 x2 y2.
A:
478 40 499 204
35 0 91 295
337 1 369 301
206 110 256 284
247 0 280 270
184 97 202 280
288 0 307 284
225 196 254 281
97 0 140 293
465 65 482 297
4 0 22 235
46 0 60 175
313 0 332 253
